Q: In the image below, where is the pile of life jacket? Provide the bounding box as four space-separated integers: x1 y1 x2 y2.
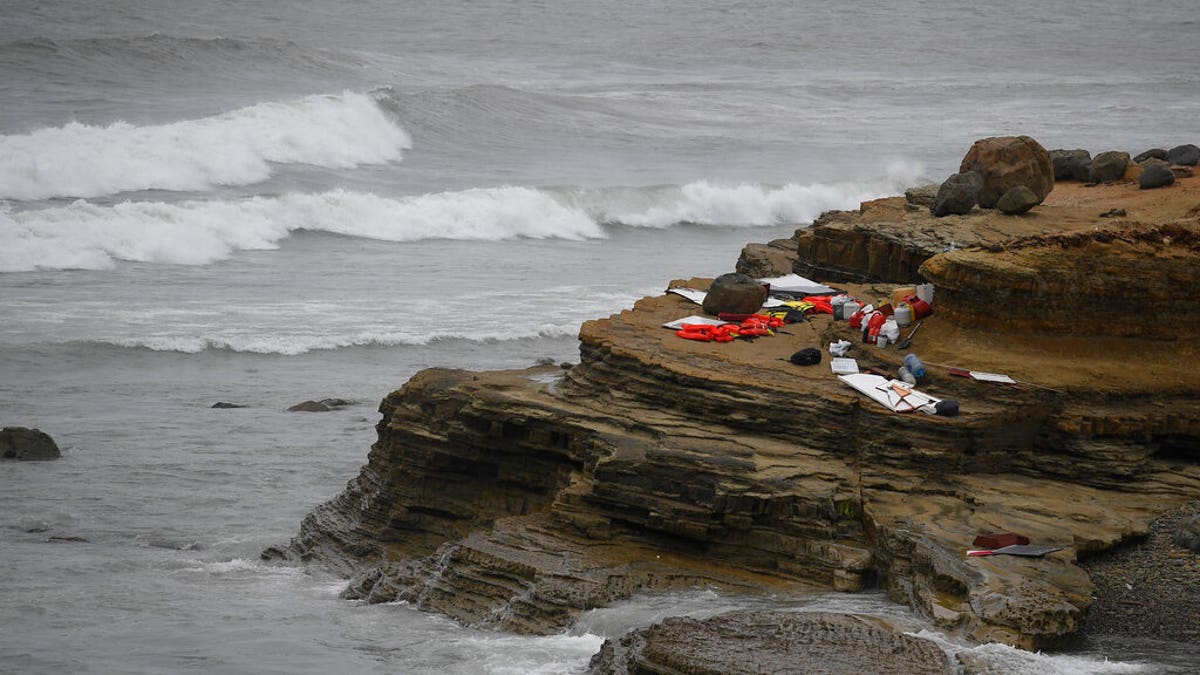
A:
675 314 784 342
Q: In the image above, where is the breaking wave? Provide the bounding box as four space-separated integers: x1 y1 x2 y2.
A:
0 162 921 273
0 91 410 200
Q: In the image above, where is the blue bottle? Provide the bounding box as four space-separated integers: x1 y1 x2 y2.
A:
903 354 926 379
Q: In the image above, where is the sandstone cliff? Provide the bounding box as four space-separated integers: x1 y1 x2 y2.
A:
266 174 1200 652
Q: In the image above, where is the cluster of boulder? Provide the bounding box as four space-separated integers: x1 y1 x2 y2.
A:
924 136 1198 217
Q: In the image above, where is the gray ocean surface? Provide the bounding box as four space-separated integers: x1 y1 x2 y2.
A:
2 1 1197 672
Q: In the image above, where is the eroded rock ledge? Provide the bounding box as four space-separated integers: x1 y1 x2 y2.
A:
265 175 1200 652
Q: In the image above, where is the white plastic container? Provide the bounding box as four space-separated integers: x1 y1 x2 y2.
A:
893 302 913 327
916 284 934 304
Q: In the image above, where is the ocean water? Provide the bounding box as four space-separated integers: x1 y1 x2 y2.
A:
2 1 1197 672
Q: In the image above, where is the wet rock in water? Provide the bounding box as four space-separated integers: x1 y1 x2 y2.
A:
1 427 61 461
211 402 247 409
1167 143 1200 166
701 272 767 315
288 398 352 412
1175 514 1200 552
1088 151 1131 183
959 135 1054 208
1133 148 1168 163
931 172 980 217
996 185 1040 214
1139 162 1176 190
588 611 952 675
905 183 940 208
1049 148 1092 181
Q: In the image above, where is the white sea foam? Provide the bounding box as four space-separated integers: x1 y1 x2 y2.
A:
0 187 602 272
606 160 925 228
0 166 920 273
0 91 411 200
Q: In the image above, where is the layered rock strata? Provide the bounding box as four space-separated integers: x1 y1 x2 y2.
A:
268 175 1200 652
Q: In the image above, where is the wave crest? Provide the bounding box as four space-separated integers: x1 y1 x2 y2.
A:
0 91 410 200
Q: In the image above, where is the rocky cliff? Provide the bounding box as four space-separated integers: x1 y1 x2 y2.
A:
266 174 1200 653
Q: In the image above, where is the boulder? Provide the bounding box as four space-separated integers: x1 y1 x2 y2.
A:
931 171 980 217
959 135 1054 208
1 427 61 461
701 272 767 315
1167 143 1200 166
996 185 1040 215
287 398 352 413
905 184 940 208
1133 148 1168 163
1175 514 1200 552
1089 151 1131 184
1049 149 1092 181
1139 162 1176 190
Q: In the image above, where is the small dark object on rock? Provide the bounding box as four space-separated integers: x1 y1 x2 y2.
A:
1133 148 1168 163
1089 151 1131 184
931 171 980 217
1 426 61 461
996 185 1040 215
211 402 247 409
1139 163 1175 190
1100 208 1126 218
701 272 768 316
1166 143 1199 166
48 535 89 543
789 348 822 366
934 400 959 417
1174 514 1200 552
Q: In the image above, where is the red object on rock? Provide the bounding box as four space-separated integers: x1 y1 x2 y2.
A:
972 533 1030 549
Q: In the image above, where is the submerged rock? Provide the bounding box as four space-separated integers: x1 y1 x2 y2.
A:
588 611 952 675
1 427 61 461
287 398 352 412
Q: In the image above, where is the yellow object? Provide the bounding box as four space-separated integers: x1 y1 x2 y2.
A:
892 286 917 306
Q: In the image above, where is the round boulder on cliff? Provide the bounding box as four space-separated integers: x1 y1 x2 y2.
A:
1133 148 1168 163
931 171 980 217
1089 151 1131 184
1175 514 1200 552
1 427 61 461
1167 143 1200 166
1139 162 1175 190
996 185 1040 214
959 135 1054 209
701 272 768 315
1049 149 1092 181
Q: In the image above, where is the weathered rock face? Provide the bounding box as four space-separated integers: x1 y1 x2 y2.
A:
919 222 1200 340
959 135 1054 208
1 427 61 461
588 611 953 675
270 174 1200 657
